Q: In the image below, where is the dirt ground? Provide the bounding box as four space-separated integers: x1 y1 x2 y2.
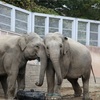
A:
60 77 100 100
0 90 100 100
61 87 100 100
0 84 100 100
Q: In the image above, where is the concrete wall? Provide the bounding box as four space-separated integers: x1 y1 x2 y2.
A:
87 46 100 77
25 61 47 91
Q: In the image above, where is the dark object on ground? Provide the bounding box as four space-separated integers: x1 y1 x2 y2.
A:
15 89 46 100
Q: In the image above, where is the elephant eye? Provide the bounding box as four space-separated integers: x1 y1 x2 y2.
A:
36 45 39 48
47 46 49 49
60 44 62 48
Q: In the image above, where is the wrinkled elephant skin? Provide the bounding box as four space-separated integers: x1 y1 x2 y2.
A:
0 33 47 99
43 32 92 100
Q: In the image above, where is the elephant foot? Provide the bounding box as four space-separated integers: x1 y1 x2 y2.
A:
46 93 53 100
82 93 91 100
74 88 82 97
82 98 92 100
6 97 14 100
74 93 81 97
4 94 8 99
3 94 8 100
46 93 62 100
46 97 52 100
51 93 62 100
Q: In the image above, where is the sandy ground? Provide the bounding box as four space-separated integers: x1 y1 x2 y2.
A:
61 85 100 100
0 84 100 100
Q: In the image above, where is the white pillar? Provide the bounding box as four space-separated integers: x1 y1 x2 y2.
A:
11 7 15 32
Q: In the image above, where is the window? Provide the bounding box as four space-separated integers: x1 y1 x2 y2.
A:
0 4 11 31
90 23 98 46
49 18 59 33
77 22 87 45
34 16 45 37
15 10 28 34
63 19 72 38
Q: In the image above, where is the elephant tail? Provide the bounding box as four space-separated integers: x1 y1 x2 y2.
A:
91 65 96 83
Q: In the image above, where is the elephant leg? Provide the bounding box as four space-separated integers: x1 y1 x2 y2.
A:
54 75 62 94
46 60 55 99
52 76 62 100
4 53 21 98
1 75 7 98
7 72 18 98
17 67 26 90
82 76 90 100
5 62 19 98
67 78 82 97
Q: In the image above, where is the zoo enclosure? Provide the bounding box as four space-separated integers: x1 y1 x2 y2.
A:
0 1 100 93
0 1 100 47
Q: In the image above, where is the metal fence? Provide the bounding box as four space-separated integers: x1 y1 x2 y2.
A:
0 1 100 46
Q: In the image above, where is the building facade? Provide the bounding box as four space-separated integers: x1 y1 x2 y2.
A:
0 1 100 47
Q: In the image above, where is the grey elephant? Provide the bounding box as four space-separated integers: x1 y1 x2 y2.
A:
36 32 93 100
0 74 7 98
0 33 47 99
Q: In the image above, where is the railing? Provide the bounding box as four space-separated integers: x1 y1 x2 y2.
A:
0 1 100 46
0 28 21 35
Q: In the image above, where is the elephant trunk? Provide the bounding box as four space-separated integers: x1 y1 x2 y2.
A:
35 46 47 86
50 53 62 85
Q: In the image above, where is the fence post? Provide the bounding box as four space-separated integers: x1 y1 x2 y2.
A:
11 7 15 32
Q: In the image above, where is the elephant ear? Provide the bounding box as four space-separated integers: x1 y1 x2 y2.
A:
43 39 49 57
18 37 26 51
63 37 70 55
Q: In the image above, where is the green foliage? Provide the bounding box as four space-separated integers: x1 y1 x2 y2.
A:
0 0 58 15
0 0 100 20
34 0 100 20
62 0 100 20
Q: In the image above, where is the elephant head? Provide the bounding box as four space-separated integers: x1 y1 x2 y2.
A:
18 33 47 86
44 32 69 85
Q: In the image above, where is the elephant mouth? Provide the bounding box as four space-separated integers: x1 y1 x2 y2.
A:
37 57 40 62
27 54 38 60
47 54 50 58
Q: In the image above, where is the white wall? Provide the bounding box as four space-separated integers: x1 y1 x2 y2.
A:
0 1 100 46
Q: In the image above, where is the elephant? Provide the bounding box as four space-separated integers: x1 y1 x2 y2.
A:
36 32 93 100
0 33 47 99
0 74 7 98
